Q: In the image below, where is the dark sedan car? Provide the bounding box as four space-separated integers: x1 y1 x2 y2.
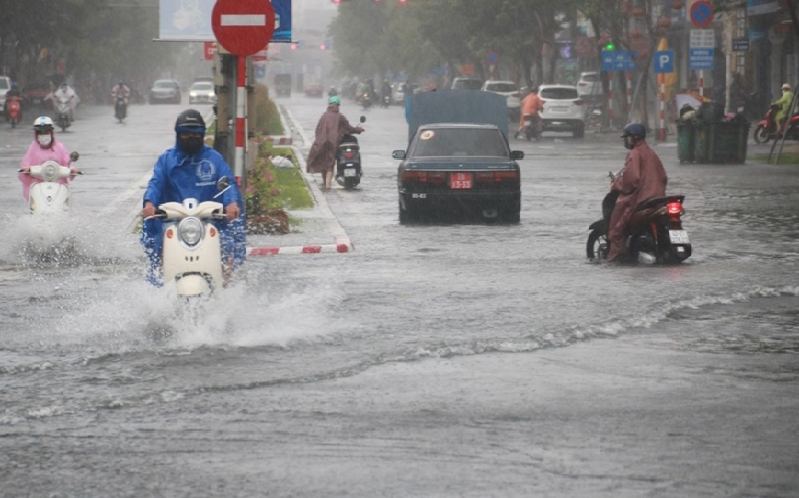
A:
393 123 524 223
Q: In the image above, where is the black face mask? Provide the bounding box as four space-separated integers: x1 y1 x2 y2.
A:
179 136 204 155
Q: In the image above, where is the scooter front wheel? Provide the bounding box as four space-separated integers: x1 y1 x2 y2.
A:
586 228 609 261
753 124 770 144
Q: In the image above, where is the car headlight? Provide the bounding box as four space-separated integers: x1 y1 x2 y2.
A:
189 92 197 97
42 162 60 182
177 217 204 247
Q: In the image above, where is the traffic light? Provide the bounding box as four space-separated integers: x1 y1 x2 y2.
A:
604 42 615 51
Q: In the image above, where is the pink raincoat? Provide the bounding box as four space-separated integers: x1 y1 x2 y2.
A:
19 140 74 201
607 141 668 262
306 105 361 175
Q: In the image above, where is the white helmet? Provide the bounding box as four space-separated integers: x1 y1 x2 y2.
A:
782 83 791 91
33 116 54 131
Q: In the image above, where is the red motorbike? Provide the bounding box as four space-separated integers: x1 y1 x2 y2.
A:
754 104 799 144
6 95 21 128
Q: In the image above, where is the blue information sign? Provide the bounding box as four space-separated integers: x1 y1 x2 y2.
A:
600 50 636 72
689 47 714 70
653 50 674 74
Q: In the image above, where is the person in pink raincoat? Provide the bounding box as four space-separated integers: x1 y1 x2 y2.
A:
606 123 668 262
305 95 363 191
18 116 80 201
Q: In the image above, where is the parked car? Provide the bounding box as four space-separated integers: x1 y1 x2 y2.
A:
393 123 524 223
481 80 521 120
451 77 484 91
0 75 12 113
23 81 53 108
188 81 215 105
538 84 586 138
576 71 603 103
149 79 181 104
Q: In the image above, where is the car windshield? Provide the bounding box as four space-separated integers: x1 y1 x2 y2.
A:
485 83 517 93
191 82 213 91
154 81 175 88
454 79 482 90
0 79 9 90
540 87 579 100
410 128 509 157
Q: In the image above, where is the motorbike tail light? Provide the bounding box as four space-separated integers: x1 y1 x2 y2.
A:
344 151 355 159
667 201 682 215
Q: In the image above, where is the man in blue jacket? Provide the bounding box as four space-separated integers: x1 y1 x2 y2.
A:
140 109 245 286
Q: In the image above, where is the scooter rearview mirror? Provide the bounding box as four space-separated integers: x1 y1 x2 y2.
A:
217 176 231 191
70 152 80 162
360 116 366 123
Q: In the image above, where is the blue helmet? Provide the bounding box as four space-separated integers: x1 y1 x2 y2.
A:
621 123 646 139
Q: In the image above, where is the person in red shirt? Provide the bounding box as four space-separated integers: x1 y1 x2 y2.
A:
606 123 668 262
516 87 544 139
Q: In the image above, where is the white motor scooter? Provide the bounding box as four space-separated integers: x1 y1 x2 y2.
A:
20 152 81 215
54 96 72 131
152 177 232 298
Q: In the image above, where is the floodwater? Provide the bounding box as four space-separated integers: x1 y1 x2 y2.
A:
1 99 797 497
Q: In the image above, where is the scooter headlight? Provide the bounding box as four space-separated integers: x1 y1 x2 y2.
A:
178 217 204 247
41 162 59 182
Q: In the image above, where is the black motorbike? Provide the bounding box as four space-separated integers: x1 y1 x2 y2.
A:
335 116 366 190
519 114 540 141
114 96 127 123
587 172 691 264
358 91 372 110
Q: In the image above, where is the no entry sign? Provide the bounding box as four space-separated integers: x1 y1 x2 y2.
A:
212 0 276 56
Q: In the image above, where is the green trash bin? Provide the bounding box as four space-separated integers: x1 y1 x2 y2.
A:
677 122 695 163
693 121 749 164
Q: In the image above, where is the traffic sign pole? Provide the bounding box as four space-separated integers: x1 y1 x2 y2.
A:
236 56 247 188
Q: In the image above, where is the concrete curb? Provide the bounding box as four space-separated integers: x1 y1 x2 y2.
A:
245 105 354 257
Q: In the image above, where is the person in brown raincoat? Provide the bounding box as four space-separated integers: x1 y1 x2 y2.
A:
606 123 668 262
305 95 364 190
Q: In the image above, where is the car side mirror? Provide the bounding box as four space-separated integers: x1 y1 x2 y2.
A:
360 116 366 123
510 150 524 160
392 150 406 160
70 151 80 162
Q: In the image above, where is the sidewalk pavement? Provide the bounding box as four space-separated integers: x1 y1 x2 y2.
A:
245 106 352 257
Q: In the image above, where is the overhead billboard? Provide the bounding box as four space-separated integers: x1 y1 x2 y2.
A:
159 0 292 43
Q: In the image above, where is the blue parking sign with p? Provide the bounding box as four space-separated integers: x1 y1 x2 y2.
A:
654 50 674 74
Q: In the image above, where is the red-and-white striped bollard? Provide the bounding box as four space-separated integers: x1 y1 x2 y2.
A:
626 71 633 110
699 71 704 99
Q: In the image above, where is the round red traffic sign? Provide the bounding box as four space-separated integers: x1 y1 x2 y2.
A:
690 0 714 29
212 0 276 56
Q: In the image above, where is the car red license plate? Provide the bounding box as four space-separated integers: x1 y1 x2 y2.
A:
450 172 473 189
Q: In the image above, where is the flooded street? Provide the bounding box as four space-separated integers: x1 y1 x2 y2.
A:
1 98 798 497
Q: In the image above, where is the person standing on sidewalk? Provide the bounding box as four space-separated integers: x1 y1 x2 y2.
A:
306 96 364 191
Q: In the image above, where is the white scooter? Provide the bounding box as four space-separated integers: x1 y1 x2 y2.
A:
54 96 73 131
151 177 232 298
20 152 81 215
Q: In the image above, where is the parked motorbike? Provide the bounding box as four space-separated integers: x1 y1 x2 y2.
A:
586 171 691 264
336 116 366 190
753 104 799 144
114 96 127 123
151 177 232 298
6 95 21 128
19 152 81 215
54 96 72 131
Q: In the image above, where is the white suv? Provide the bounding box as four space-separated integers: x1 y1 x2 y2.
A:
0 76 11 113
537 84 586 138
481 80 521 120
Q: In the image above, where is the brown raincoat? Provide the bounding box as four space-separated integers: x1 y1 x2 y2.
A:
306 105 361 175
607 141 668 262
